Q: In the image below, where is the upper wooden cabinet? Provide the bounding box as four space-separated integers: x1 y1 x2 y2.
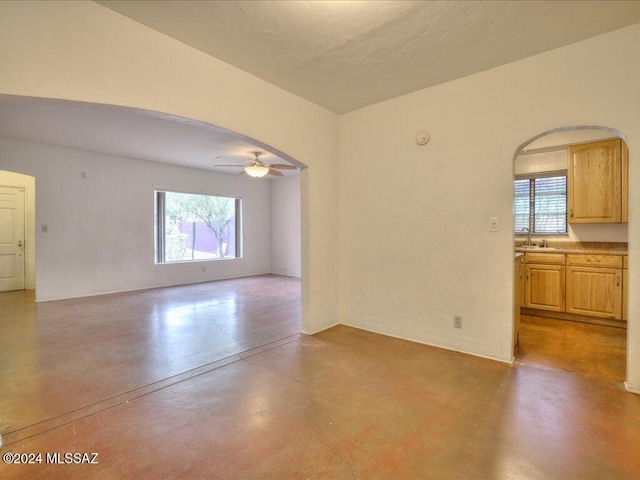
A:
568 138 627 224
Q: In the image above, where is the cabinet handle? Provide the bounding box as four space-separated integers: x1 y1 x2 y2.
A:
570 209 574 218
617 275 620 287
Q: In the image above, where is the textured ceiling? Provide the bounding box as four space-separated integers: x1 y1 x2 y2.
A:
97 0 640 114
3 1 640 175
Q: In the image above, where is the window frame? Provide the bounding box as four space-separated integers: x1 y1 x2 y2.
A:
514 170 568 236
155 190 243 264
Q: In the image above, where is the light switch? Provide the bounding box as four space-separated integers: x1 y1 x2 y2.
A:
489 216 499 232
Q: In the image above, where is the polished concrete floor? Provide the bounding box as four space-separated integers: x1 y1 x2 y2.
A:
516 314 627 384
1 277 639 479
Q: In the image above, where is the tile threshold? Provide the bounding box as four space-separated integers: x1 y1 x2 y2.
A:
0 333 304 448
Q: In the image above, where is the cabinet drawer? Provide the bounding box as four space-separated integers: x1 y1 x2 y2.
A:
566 254 622 268
524 252 565 265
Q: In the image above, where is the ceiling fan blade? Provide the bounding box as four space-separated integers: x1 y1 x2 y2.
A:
267 168 284 177
267 164 297 170
213 165 247 167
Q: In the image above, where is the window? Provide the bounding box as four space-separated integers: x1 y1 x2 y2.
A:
155 191 242 264
514 172 567 235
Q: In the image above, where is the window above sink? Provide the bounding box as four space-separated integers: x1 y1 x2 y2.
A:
514 172 568 236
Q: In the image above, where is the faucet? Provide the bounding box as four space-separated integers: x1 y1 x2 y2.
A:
520 227 532 247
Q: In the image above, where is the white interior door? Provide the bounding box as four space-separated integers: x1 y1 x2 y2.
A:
0 186 25 291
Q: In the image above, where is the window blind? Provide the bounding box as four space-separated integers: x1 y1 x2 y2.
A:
514 179 531 233
514 173 567 235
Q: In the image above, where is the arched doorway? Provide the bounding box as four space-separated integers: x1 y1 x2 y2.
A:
0 97 304 326
512 126 629 384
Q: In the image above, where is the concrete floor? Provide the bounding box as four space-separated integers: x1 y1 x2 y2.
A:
1 276 639 479
516 314 627 384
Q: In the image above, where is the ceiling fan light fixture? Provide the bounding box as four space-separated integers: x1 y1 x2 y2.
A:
244 165 269 178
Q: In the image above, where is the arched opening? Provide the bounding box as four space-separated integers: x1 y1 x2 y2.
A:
0 95 305 308
0 95 311 444
512 126 629 385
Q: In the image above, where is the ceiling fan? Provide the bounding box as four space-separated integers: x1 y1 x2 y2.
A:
214 151 297 178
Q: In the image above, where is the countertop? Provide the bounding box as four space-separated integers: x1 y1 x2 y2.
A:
515 241 627 256
515 245 627 256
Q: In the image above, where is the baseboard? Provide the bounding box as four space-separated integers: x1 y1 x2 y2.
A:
625 382 640 395
34 272 275 302
301 321 340 336
270 271 301 279
340 322 512 365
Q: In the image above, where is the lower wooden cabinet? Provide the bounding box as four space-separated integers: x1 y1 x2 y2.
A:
514 256 523 349
520 251 627 322
623 255 628 321
524 264 565 312
565 266 622 320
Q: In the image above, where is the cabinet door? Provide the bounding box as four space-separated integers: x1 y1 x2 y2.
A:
514 258 522 349
524 264 565 312
622 269 628 322
566 266 622 319
622 140 629 223
568 138 621 223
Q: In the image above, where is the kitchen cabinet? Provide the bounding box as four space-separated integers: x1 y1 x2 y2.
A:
523 252 565 312
623 256 628 321
520 250 627 323
514 255 523 349
565 254 622 320
622 141 629 223
568 138 626 224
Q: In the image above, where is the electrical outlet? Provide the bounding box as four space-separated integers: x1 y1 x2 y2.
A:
454 315 462 328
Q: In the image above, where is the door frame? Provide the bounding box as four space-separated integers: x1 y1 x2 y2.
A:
0 171 36 291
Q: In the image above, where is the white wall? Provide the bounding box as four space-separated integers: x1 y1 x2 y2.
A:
338 24 640 392
0 136 272 301
0 169 35 289
271 175 301 277
0 1 339 333
515 150 567 175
